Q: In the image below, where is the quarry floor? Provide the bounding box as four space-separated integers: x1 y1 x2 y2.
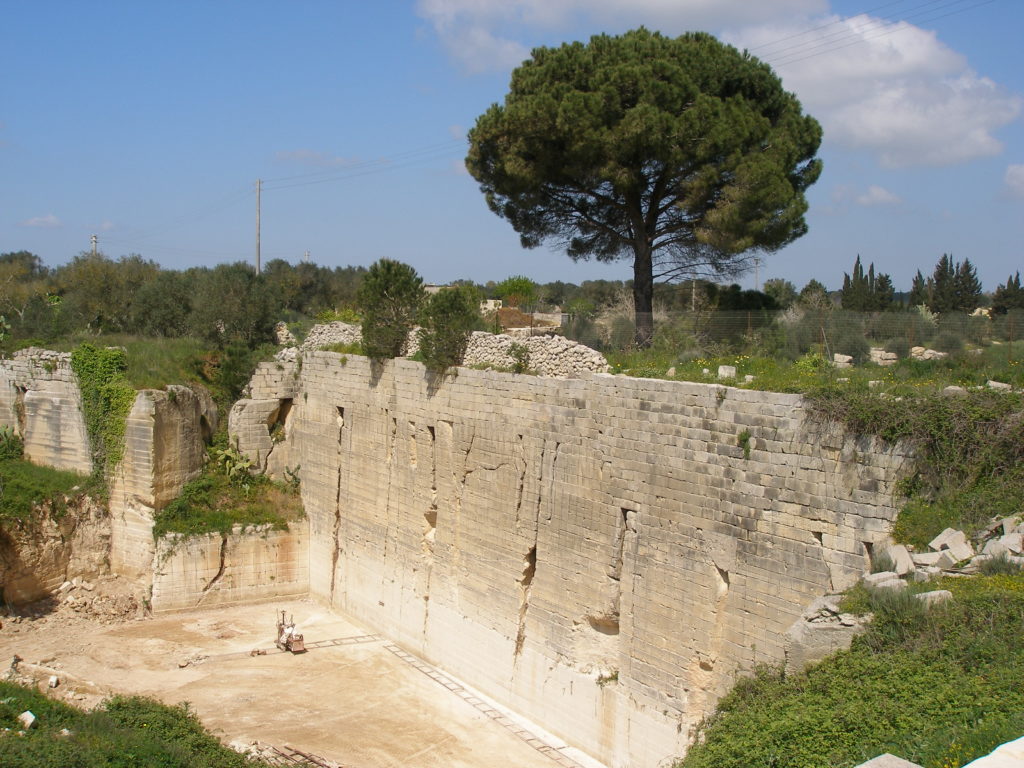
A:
0 599 597 768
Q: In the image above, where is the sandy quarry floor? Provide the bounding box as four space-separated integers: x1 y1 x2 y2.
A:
0 596 595 768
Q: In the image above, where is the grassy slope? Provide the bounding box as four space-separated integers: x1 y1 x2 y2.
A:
0 682 273 768
679 574 1024 768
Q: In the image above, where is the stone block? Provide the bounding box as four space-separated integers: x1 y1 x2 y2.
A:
911 551 943 567
854 754 924 768
929 527 964 552
1001 532 1022 554
915 590 952 607
863 571 899 587
945 537 974 562
18 710 36 729
717 365 736 379
934 550 959 570
883 544 914 575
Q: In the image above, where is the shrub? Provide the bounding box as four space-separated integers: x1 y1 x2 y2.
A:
884 336 911 359
932 330 964 354
357 259 425 360
417 286 479 372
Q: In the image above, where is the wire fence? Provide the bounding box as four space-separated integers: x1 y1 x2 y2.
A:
557 307 1024 362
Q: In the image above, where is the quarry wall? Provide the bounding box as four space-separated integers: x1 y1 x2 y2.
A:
151 523 309 612
0 352 305 612
235 352 913 768
0 348 93 474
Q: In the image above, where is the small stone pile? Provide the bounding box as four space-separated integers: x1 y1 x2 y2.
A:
274 322 297 346
862 516 1023 596
300 322 362 351
55 577 142 622
869 347 898 366
463 331 609 377
910 346 948 361
296 322 609 378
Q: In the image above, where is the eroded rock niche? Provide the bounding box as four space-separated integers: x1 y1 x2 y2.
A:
233 352 912 768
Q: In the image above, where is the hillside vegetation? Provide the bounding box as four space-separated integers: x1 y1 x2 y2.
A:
678 572 1024 768
0 682 274 768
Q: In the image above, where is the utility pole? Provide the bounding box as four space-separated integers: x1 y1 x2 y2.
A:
255 179 262 274
90 234 97 257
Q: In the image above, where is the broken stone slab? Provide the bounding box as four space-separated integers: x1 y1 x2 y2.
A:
944 537 974 562
884 545 915 576
1002 532 1022 555
983 538 1008 558
874 578 907 592
942 385 967 396
915 590 952 607
784 614 866 675
863 571 900 587
987 380 1012 391
911 551 943 567
17 711 36 729
666 367 676 377
717 365 736 379
833 353 853 368
913 567 941 582
929 527 964 552
801 594 844 620
934 550 960 570
854 754 924 768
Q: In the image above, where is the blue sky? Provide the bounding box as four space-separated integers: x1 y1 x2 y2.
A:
2 0 1021 293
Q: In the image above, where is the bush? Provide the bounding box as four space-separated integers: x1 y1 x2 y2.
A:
417 286 479 372
932 330 964 354
357 259 425 360
884 336 910 359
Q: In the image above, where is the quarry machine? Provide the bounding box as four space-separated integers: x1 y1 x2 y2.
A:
275 610 306 653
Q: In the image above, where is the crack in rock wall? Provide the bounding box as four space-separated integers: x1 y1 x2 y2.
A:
235 353 913 768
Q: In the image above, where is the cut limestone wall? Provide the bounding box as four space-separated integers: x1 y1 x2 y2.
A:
0 348 93 474
150 522 309 612
233 352 912 768
108 386 216 581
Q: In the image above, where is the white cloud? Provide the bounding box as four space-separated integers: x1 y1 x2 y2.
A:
726 15 1022 167
416 0 824 72
1006 165 1024 199
99 220 115 231
855 185 901 206
19 213 61 228
275 149 358 168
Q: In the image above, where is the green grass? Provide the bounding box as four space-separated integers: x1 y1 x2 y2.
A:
678 573 1024 768
607 341 1024 394
0 458 98 522
0 681 273 767
44 334 211 390
152 471 303 538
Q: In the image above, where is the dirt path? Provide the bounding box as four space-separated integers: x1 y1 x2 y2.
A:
0 599 596 768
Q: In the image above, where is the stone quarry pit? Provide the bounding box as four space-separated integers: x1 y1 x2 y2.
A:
0 598 597 768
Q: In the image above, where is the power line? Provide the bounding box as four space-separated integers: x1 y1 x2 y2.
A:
756 0 998 69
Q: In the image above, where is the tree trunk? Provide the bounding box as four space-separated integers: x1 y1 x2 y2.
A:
632 244 654 347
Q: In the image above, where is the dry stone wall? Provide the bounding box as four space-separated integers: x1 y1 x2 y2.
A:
235 352 912 768
298 321 609 377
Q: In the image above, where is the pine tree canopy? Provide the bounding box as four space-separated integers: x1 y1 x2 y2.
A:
466 28 822 345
